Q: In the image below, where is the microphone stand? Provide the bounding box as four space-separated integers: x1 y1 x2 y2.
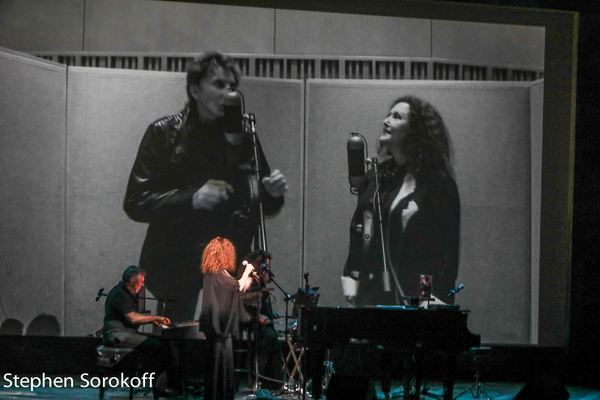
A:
264 271 298 396
371 158 391 294
369 158 408 305
242 97 291 396
246 112 268 252
242 112 267 399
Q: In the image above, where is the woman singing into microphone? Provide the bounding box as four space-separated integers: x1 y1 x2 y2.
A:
343 95 460 306
199 236 255 400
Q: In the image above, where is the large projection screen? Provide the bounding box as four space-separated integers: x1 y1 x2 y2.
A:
0 0 576 348
305 80 539 344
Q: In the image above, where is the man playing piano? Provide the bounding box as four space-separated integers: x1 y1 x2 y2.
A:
102 265 180 395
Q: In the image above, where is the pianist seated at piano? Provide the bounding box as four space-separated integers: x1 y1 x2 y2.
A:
199 237 255 400
343 95 460 306
101 265 180 394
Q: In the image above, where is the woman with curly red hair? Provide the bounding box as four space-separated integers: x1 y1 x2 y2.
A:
199 236 254 400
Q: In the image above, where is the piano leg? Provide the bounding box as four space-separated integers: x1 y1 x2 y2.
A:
443 352 458 400
306 346 326 400
380 345 392 399
415 350 425 400
401 350 425 400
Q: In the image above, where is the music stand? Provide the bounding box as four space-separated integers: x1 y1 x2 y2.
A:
291 288 320 319
283 285 318 399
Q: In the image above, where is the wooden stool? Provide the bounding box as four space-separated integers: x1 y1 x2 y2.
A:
282 338 305 389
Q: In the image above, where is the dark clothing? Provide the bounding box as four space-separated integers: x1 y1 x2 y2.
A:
101 282 178 387
102 282 180 387
242 284 283 388
254 322 284 388
200 270 251 400
102 282 146 347
123 105 283 321
344 160 460 305
205 336 235 400
200 270 251 339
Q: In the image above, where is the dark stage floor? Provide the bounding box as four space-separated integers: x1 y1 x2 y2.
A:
1 380 599 399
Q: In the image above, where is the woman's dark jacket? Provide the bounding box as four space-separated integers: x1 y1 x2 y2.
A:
343 160 460 305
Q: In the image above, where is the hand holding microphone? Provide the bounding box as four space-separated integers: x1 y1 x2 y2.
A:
242 260 258 276
239 260 256 293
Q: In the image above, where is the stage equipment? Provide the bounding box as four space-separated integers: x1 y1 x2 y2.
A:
225 92 283 399
453 346 493 400
299 306 480 400
347 132 409 299
448 283 465 297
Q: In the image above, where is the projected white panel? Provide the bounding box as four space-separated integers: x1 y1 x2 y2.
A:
0 49 66 334
84 0 274 53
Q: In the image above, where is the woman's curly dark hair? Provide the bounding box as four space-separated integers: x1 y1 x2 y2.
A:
384 95 452 179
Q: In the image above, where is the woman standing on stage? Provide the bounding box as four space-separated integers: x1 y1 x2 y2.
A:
343 95 460 306
199 236 255 400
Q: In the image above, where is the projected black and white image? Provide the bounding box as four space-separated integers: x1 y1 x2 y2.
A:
1 3 550 348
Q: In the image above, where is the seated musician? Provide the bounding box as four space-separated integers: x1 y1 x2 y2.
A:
102 265 180 395
199 237 255 400
242 249 284 390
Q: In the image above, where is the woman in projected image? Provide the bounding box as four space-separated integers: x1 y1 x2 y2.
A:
343 95 460 306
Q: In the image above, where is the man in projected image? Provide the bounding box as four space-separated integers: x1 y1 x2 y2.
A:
123 52 288 322
342 95 460 306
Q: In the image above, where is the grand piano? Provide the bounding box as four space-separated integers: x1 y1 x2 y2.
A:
299 306 480 400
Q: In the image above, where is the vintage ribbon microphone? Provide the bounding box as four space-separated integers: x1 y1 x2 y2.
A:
348 133 412 303
347 132 390 293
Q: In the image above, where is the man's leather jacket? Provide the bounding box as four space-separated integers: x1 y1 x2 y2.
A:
123 105 283 320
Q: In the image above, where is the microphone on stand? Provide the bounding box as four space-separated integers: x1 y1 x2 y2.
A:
347 132 368 193
95 288 105 302
448 283 465 297
382 269 391 293
223 89 246 146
